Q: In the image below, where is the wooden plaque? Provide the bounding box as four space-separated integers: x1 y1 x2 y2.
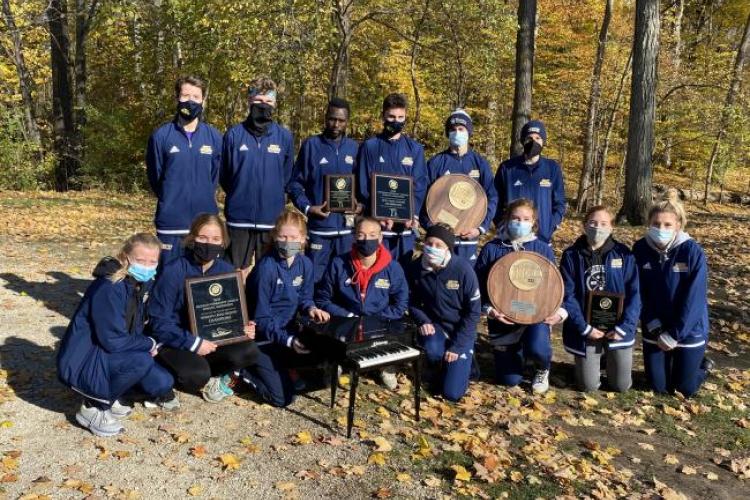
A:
425 174 488 234
185 271 250 346
325 174 356 213
371 173 414 222
487 251 564 325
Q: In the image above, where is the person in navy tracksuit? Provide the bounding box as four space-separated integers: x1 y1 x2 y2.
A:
406 224 481 402
57 234 174 437
242 210 331 407
421 109 498 263
146 76 223 267
632 196 711 397
288 98 361 283
148 215 257 406
475 198 567 395
560 205 641 392
220 77 295 272
315 216 409 390
492 120 566 245
357 93 427 265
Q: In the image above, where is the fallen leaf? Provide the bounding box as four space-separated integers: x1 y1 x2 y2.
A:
187 484 203 496
190 445 207 458
275 481 297 491
218 453 241 470
372 486 392 498
637 442 655 451
423 475 441 487
451 464 472 482
293 431 313 445
372 436 392 452
680 465 697 475
664 454 680 465
396 472 411 482
367 452 386 465
705 472 719 481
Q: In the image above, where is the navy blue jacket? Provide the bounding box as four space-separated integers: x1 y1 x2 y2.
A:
421 149 499 235
287 134 359 234
357 134 427 230
560 236 641 356
632 234 709 347
146 120 222 232
148 254 235 352
315 253 408 319
406 255 481 355
220 121 294 229
57 276 156 403
247 251 316 347
492 155 566 243
475 235 556 342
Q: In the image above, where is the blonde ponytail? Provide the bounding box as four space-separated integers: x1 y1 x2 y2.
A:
648 189 687 227
109 233 162 283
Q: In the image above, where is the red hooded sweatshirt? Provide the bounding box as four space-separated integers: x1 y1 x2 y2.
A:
351 244 392 302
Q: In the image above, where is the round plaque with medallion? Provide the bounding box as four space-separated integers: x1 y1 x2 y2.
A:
487 251 564 325
425 174 488 235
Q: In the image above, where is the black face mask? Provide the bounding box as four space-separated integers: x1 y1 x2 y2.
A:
247 103 274 136
191 242 224 263
355 238 379 257
382 119 405 139
177 100 203 122
523 139 543 158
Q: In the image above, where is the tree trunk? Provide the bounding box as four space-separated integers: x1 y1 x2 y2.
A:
703 11 750 205
509 0 536 157
1 0 41 145
329 0 353 99
576 0 612 213
73 0 99 184
409 0 430 135
620 0 659 225
663 0 683 169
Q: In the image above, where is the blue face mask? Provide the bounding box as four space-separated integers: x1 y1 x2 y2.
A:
355 238 379 257
448 130 469 148
507 220 533 239
423 245 449 266
128 263 157 283
648 226 675 246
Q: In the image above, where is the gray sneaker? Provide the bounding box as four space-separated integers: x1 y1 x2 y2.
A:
109 399 133 419
532 369 550 394
144 392 180 411
76 403 124 437
201 376 234 403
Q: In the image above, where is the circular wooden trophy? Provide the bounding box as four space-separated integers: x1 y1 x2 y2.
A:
425 174 488 235
487 251 564 325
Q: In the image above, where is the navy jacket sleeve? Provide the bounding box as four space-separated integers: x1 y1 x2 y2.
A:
146 132 162 195
91 282 154 354
249 264 292 346
288 140 312 213
478 155 498 234
298 259 316 313
219 128 234 194
670 245 708 342
474 245 494 313
551 162 566 231
282 129 295 190
492 165 507 227
560 250 591 336
211 129 222 187
356 142 373 209
412 144 428 216
449 268 481 354
381 264 409 320
406 265 432 326
314 262 354 317
615 253 641 338
148 271 202 352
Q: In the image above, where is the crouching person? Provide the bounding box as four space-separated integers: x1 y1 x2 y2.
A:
407 224 480 401
57 233 174 437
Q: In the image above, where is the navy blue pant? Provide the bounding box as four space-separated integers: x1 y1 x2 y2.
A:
419 331 473 402
643 342 707 397
453 241 479 264
241 342 296 408
492 323 551 386
382 231 415 267
90 352 174 409
307 232 354 283
156 232 187 270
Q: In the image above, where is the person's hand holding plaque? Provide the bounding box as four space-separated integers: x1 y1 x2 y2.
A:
197 339 218 356
380 219 395 231
488 307 516 325
308 202 330 219
419 323 436 336
587 328 606 340
292 337 311 354
605 330 622 341
459 228 481 240
543 311 564 326
308 306 330 324
244 320 256 340
444 351 459 363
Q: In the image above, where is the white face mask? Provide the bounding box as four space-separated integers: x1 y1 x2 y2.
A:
424 245 449 266
448 130 469 148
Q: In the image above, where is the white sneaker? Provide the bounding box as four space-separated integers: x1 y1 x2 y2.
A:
532 369 550 394
144 391 180 411
76 403 124 437
201 376 234 403
379 368 398 391
109 399 133 419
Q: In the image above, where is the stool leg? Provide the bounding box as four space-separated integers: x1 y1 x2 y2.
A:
413 358 421 422
346 370 359 438
330 364 338 408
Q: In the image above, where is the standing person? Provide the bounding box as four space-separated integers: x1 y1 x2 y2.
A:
421 109 498 263
357 93 427 265
148 215 257 407
220 76 294 276
560 206 641 392
146 76 223 267
475 199 566 394
57 233 174 437
315 217 409 390
492 120 566 245
632 196 711 397
243 210 330 407
406 224 481 402
288 98 361 283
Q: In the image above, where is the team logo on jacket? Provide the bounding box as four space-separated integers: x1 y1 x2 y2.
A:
374 278 390 289
642 262 652 270
319 157 329 164
239 144 249 151
267 144 281 154
345 155 354 164
379 156 385 163
292 276 304 287
199 145 213 155
539 179 552 187
169 145 180 154
610 258 623 268
513 180 523 187
310 243 323 250
469 169 480 178
208 283 223 297
585 264 606 291
276 278 284 285
401 156 414 166
672 262 688 273
445 280 460 290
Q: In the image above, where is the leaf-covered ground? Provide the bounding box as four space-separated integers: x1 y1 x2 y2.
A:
0 190 748 499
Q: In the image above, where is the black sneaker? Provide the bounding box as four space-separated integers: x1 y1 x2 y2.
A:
700 357 715 374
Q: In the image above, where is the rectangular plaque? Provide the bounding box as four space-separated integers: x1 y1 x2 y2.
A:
325 174 356 213
586 291 624 333
371 173 414 222
185 271 249 346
